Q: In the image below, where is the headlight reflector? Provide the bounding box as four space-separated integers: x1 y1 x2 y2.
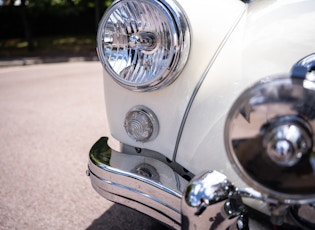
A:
97 0 190 91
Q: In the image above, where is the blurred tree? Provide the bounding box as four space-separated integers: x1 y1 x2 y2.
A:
20 0 34 51
95 0 101 31
3 0 35 51
0 0 113 51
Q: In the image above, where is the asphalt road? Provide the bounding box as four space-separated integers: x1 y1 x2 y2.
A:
0 62 170 230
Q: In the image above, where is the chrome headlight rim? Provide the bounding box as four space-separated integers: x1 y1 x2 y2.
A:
97 0 190 92
224 75 315 204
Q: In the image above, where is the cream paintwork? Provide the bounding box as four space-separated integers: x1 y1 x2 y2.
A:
103 0 246 160
176 0 315 187
103 0 315 177
94 0 315 227
176 13 249 187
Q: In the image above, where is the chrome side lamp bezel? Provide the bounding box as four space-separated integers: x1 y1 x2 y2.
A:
124 105 159 142
97 0 190 92
224 54 315 204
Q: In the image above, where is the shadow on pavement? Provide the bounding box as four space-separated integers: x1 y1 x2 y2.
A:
86 204 172 230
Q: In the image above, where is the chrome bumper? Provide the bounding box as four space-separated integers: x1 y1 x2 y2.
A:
87 137 313 230
87 137 186 230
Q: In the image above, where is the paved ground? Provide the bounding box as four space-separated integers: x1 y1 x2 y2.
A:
0 62 169 230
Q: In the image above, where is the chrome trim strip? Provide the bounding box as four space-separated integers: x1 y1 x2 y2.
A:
172 5 248 161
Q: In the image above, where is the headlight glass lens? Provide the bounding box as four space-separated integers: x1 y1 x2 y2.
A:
97 0 190 91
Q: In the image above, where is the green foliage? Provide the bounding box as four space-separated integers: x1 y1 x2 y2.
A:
27 0 113 9
0 35 96 57
3 0 114 15
0 0 114 52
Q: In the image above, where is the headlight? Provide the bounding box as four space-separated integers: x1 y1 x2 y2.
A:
224 54 315 203
97 0 190 92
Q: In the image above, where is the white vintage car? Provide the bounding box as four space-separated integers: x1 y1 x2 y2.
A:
86 0 315 229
